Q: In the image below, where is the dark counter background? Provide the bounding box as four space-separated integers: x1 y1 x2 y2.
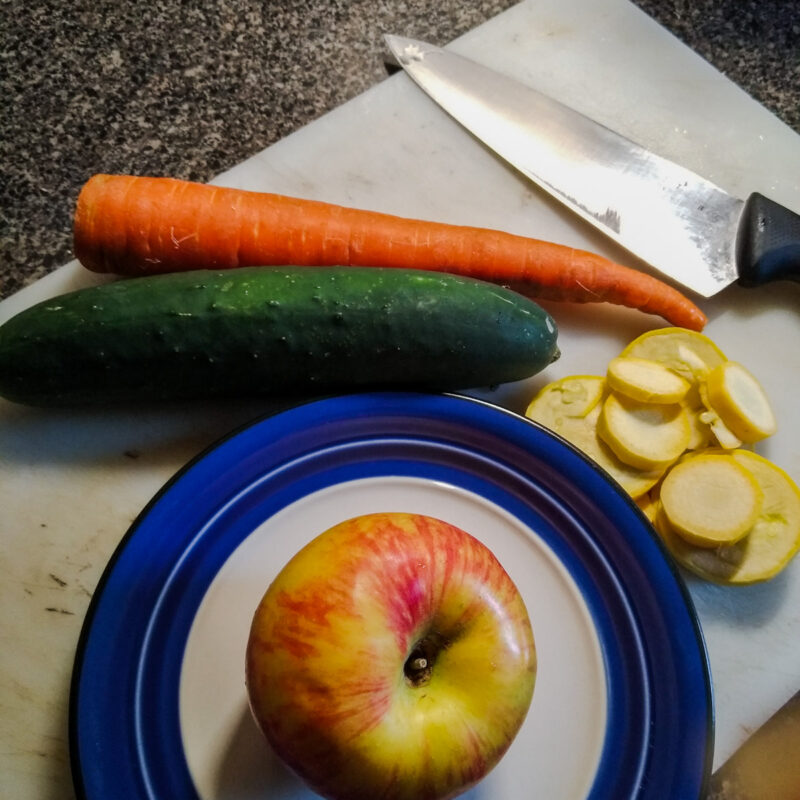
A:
2 0 798 300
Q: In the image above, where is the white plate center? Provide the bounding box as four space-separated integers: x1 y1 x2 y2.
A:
179 476 607 799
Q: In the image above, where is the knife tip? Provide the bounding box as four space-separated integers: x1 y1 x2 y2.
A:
383 34 434 63
383 34 403 71
383 33 407 47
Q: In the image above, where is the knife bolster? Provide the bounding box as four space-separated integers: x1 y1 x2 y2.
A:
736 192 800 287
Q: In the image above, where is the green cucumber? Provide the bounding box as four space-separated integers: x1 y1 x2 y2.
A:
0 266 558 406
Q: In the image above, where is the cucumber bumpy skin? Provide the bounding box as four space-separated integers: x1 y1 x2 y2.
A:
0 266 559 406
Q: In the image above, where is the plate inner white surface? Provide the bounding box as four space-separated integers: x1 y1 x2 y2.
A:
179 476 608 799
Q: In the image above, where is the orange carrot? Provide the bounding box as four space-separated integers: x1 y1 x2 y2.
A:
73 174 707 330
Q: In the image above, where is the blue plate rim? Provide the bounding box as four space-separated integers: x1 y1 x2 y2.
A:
68 390 714 799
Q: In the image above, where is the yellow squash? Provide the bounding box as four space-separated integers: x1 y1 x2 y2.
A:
655 450 800 584
525 376 661 498
659 453 763 547
705 361 777 443
597 392 690 472
606 356 691 404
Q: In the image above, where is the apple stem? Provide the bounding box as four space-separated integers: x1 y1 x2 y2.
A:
403 632 447 687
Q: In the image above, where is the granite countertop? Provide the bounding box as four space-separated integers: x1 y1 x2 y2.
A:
2 0 798 301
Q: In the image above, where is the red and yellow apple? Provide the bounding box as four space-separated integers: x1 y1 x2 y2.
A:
245 511 536 800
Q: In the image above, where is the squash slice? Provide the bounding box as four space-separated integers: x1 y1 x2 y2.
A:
606 356 690 404
660 453 762 547
620 328 726 452
526 376 661 498
620 327 727 383
655 450 800 584
524 375 605 421
597 392 690 471
705 361 777 443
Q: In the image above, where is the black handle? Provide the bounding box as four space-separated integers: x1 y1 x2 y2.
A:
736 192 800 287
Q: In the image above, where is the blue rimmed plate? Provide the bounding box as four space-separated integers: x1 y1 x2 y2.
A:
70 392 712 799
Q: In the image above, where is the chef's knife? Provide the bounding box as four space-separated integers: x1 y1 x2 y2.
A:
384 35 800 298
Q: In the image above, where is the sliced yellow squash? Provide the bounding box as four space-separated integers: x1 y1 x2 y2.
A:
524 375 605 421
526 376 661 498
705 361 777 443
660 453 762 547
597 392 691 472
620 327 727 383
655 450 800 584
606 356 691 404
561 405 664 499
621 328 727 451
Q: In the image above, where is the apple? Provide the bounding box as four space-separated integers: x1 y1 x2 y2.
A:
245 511 536 800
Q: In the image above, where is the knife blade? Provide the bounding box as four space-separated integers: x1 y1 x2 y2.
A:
384 35 800 298
706 689 800 799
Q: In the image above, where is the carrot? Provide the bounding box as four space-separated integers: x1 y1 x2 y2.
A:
73 174 707 330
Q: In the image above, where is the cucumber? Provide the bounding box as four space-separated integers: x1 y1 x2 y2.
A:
0 266 559 406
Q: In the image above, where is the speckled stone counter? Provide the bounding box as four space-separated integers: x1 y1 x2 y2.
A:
2 0 798 299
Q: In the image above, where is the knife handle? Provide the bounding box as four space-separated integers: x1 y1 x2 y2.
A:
736 193 800 288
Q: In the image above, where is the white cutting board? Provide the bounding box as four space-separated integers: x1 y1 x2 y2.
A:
2 0 799 797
